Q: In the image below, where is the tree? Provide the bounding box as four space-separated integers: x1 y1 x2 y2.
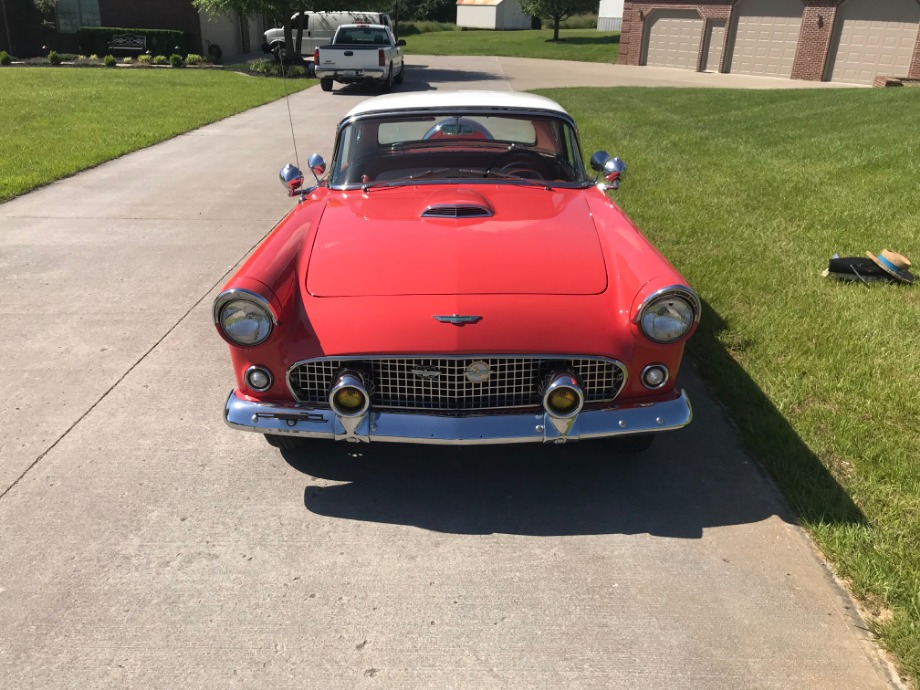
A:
517 0 595 42
192 0 390 61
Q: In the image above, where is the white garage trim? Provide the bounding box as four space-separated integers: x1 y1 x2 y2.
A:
826 0 920 84
727 0 803 78
642 9 704 70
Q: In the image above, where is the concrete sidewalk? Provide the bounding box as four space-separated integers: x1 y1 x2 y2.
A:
0 63 901 690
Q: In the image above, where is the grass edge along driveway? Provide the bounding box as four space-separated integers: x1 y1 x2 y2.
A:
0 68 314 203
545 85 920 686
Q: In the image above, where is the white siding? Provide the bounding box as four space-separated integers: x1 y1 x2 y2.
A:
200 11 241 56
457 6 498 29
497 0 532 29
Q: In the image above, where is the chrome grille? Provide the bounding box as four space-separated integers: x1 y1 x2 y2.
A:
288 356 626 413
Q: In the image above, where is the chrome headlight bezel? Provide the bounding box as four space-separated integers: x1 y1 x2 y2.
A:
214 289 277 347
635 286 700 344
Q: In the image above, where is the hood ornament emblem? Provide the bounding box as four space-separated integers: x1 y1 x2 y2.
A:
433 314 482 326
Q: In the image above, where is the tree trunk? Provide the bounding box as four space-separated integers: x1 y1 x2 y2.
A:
552 15 561 42
294 11 305 61
283 19 294 62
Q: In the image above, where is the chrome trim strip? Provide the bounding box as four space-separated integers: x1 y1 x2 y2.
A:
213 288 279 326
224 389 692 445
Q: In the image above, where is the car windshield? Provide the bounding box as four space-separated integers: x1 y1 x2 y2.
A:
328 112 591 189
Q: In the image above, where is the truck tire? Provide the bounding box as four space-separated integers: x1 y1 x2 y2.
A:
381 64 394 93
320 78 333 92
271 43 284 63
394 64 404 85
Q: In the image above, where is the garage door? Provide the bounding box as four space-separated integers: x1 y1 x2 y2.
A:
827 0 920 84
728 0 803 78
644 10 704 70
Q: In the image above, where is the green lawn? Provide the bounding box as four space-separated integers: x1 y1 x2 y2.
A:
403 29 620 63
0 68 314 202
543 86 920 682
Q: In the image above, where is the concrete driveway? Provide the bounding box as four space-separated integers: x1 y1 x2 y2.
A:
0 59 899 689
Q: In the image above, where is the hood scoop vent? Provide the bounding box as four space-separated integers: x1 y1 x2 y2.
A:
422 204 493 219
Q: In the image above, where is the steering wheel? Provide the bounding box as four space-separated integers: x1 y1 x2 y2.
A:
486 150 553 180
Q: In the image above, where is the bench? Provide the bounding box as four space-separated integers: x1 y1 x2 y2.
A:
108 34 147 54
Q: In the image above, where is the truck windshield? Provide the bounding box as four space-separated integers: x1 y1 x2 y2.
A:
329 113 590 189
335 27 390 44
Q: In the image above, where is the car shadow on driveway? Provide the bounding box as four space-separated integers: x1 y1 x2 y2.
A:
281 299 864 539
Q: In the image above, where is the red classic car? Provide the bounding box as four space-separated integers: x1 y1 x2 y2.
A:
216 91 699 451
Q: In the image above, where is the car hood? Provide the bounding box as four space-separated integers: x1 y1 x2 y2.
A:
306 186 608 297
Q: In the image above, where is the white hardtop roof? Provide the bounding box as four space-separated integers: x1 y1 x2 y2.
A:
343 91 570 119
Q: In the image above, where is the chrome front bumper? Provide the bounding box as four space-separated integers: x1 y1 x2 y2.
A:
224 390 692 445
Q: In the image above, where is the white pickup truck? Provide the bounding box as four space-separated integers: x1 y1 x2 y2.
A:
314 24 406 93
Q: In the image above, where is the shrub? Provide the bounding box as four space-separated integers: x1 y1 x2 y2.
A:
185 53 202 66
122 56 133 64
104 54 117 67
138 54 151 64
247 59 310 78
153 55 168 65
397 21 459 36
76 27 187 57
47 51 62 65
559 14 598 29
0 51 12 66
88 54 99 61
169 53 184 68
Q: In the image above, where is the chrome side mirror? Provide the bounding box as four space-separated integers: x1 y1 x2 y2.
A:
603 156 626 190
307 153 326 183
279 163 304 197
590 150 626 190
590 150 610 173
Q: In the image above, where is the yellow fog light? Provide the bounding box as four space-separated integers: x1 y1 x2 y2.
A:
542 374 584 419
333 387 365 412
548 388 579 414
329 372 370 417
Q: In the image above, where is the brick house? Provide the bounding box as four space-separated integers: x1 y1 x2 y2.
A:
2 0 265 57
619 0 920 85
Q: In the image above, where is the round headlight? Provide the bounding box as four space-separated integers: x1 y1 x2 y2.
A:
219 298 273 346
638 290 697 344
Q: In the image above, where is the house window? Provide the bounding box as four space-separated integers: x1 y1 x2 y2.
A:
56 0 102 34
